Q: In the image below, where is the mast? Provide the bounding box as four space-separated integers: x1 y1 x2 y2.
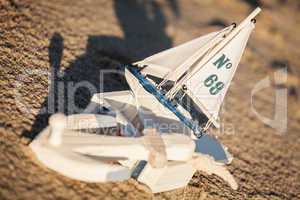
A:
166 7 261 99
157 26 234 89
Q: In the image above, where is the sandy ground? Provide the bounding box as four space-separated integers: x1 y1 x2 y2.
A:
1 0 300 199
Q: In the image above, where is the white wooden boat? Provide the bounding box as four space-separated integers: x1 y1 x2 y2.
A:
30 7 261 193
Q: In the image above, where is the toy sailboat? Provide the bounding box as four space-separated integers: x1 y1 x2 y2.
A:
30 8 261 193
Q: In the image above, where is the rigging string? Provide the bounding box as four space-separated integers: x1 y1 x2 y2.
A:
164 24 236 99
157 25 235 91
166 24 239 100
203 118 213 131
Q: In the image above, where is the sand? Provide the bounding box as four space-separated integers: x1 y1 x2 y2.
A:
1 0 300 199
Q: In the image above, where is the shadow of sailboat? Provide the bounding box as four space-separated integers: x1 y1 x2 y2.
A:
23 0 179 140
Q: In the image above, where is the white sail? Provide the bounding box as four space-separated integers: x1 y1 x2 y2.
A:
157 25 235 87
166 8 261 98
136 30 225 80
133 8 260 128
184 22 255 125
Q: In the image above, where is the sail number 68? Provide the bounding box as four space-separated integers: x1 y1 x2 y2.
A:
204 74 224 95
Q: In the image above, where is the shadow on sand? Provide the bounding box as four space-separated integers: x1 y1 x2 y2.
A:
23 0 179 140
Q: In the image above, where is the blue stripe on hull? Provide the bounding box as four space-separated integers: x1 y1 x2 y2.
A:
127 65 205 138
